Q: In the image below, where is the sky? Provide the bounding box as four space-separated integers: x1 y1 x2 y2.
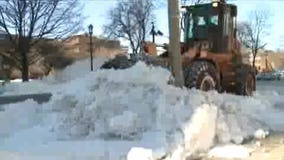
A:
82 0 284 51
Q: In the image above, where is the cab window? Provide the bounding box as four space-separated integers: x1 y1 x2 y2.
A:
187 14 194 39
210 15 218 26
197 16 206 26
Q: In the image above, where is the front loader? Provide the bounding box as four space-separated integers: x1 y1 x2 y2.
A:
102 0 256 96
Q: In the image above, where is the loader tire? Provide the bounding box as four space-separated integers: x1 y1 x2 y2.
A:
101 55 136 70
184 61 219 91
236 71 254 96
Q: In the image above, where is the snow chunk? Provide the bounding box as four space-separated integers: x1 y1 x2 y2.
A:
183 104 218 156
107 111 142 138
127 147 154 160
254 129 269 140
208 145 252 159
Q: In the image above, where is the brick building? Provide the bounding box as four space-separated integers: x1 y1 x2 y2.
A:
250 51 284 72
63 34 126 59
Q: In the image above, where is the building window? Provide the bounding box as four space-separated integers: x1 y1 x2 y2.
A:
74 48 80 53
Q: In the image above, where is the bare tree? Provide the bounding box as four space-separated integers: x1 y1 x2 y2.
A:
0 0 82 81
35 40 73 71
104 0 154 58
237 22 250 47
237 10 270 69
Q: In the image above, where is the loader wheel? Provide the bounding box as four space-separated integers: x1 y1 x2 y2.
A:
236 72 254 96
184 61 219 91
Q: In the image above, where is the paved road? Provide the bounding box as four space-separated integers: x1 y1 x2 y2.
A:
0 93 52 105
256 80 284 95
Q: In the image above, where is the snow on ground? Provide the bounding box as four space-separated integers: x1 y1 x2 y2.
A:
0 59 283 159
43 57 109 83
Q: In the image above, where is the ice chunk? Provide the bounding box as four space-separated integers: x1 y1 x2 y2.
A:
183 104 218 156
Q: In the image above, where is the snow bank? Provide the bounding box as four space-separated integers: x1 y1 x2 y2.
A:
0 61 277 159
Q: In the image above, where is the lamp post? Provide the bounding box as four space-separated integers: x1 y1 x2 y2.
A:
151 22 155 43
88 24 94 71
150 22 163 43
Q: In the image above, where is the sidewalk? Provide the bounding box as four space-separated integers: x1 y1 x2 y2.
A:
0 93 52 105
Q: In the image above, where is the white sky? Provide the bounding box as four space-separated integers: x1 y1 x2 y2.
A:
82 0 284 51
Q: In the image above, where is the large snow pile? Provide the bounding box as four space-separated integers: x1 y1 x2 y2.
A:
52 62 269 142
0 60 278 159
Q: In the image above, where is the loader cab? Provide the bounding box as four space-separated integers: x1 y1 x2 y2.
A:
183 1 237 53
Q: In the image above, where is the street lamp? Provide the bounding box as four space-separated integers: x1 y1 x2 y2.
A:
88 24 94 71
150 21 163 43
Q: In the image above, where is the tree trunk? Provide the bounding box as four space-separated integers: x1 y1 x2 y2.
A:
19 37 30 82
252 55 256 69
21 51 29 82
252 49 257 75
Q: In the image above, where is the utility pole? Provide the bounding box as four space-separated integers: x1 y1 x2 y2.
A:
168 0 184 87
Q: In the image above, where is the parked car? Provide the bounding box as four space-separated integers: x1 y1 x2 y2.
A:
276 70 284 79
272 71 282 80
0 80 5 95
0 80 6 86
256 72 281 81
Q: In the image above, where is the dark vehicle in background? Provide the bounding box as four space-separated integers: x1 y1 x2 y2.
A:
257 72 281 81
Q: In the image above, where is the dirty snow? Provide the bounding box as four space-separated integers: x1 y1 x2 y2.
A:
0 59 283 159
